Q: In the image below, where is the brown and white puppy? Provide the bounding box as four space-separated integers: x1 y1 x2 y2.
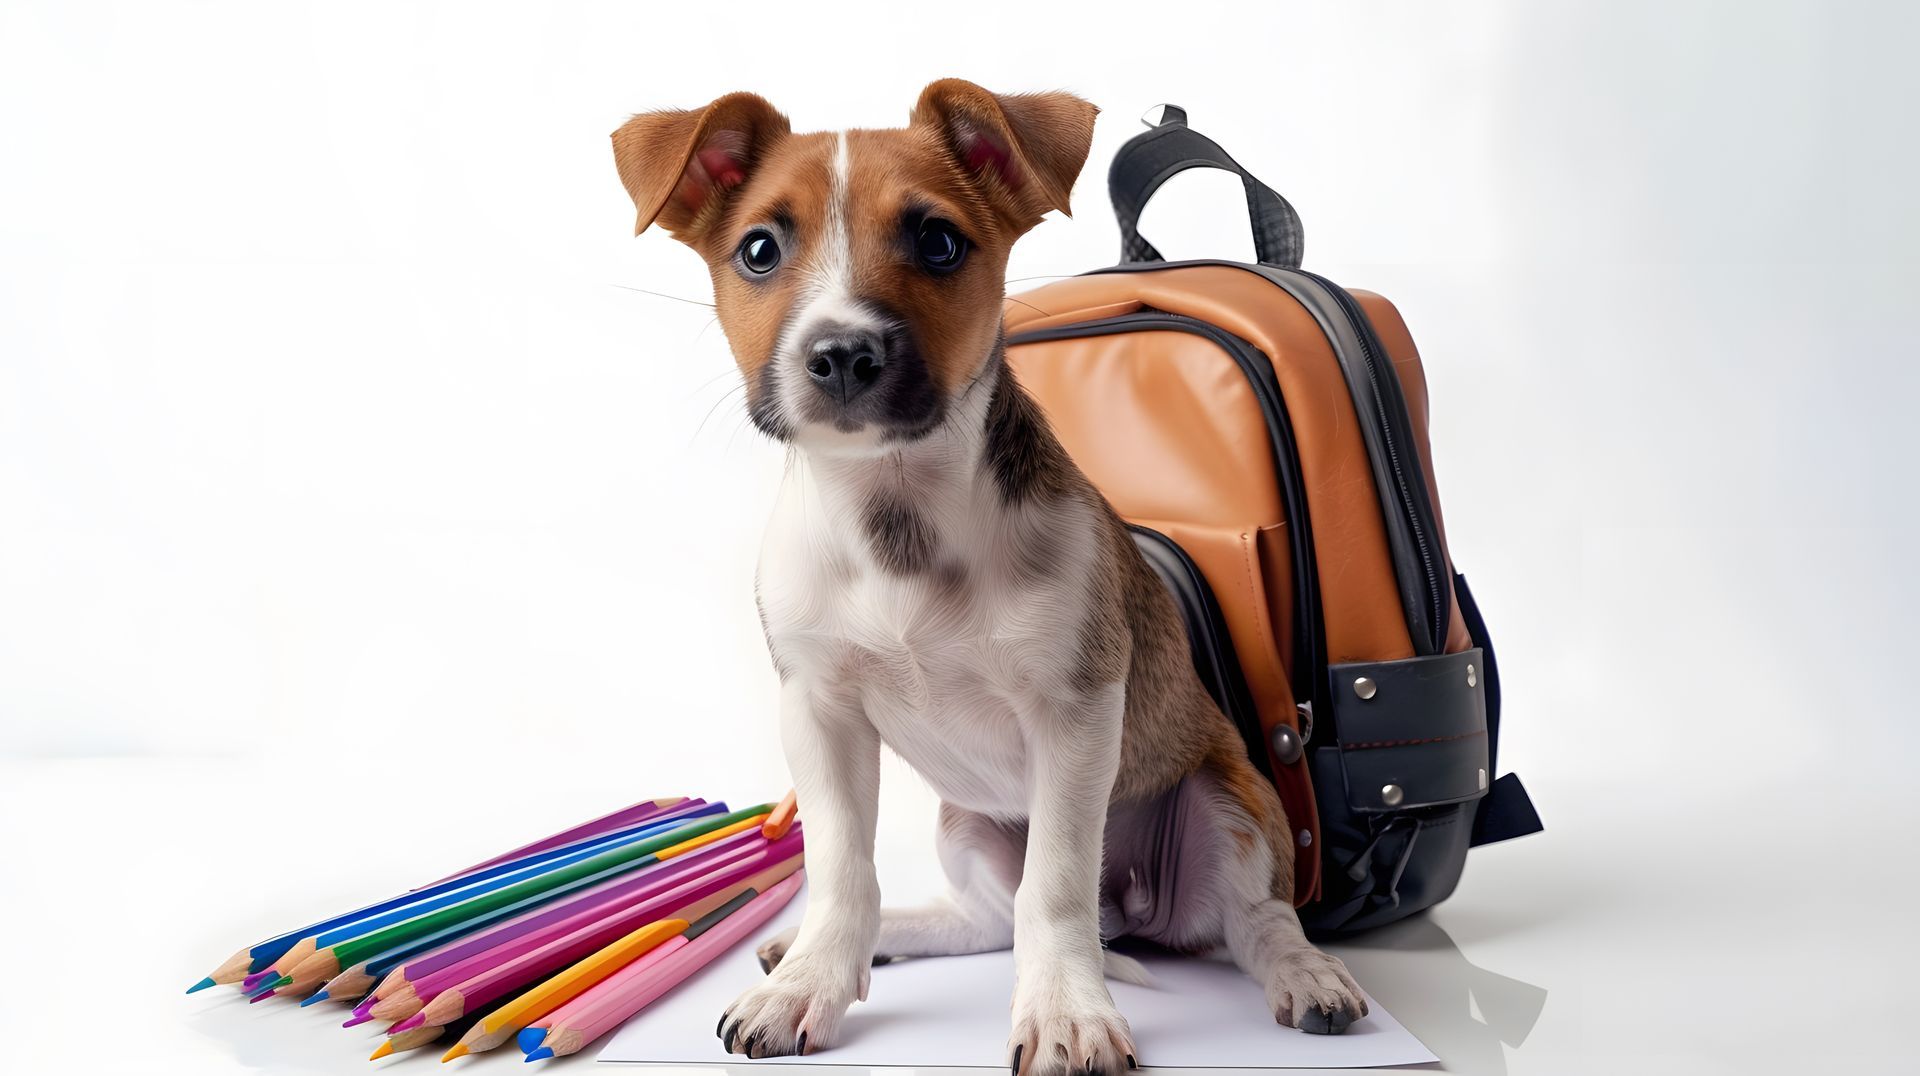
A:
611 80 1367 1073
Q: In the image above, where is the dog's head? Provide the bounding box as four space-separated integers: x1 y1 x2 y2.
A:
612 80 1096 452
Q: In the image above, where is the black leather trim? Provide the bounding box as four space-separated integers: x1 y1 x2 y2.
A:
1328 648 1489 814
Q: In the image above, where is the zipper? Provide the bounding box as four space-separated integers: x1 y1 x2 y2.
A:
1127 524 1270 778
1007 312 1327 722
1291 270 1447 653
1064 259 1452 656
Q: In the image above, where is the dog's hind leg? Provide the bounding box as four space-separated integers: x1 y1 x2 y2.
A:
1196 751 1369 1035
759 803 1021 972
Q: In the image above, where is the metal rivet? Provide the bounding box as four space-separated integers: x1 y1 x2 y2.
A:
1353 676 1377 700
1297 829 1313 848
1269 725 1304 766
1381 783 1405 807
1467 663 1477 688
1478 768 1489 791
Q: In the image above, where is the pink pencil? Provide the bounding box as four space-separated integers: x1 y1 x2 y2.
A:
393 836 804 1031
420 797 699 888
373 826 773 1006
526 871 807 1060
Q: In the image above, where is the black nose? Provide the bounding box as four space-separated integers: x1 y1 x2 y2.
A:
805 331 886 404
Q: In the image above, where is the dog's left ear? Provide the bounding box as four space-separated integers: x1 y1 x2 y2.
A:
911 80 1097 232
611 92 790 240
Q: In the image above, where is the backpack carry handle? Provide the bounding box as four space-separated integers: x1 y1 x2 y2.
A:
1108 104 1305 269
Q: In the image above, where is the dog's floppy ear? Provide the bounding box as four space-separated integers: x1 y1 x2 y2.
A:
611 92 790 239
911 80 1097 231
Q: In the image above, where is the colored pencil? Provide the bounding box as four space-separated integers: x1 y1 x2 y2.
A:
524 871 806 1061
762 788 798 839
371 820 773 1005
392 833 800 1032
190 797 718 990
281 803 772 994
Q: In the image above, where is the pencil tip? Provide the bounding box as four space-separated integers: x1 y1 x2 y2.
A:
248 989 276 1004
441 1045 468 1062
343 1013 374 1028
517 1028 547 1053
186 976 217 994
370 1040 396 1060
391 1014 425 1034
525 1047 554 1062
300 989 330 1007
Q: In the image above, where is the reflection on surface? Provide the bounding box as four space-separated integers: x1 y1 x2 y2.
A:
1327 915 1548 1073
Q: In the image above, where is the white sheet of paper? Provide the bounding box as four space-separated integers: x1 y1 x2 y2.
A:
597 901 1436 1069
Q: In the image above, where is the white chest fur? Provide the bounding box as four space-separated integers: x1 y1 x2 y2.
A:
755 436 1102 818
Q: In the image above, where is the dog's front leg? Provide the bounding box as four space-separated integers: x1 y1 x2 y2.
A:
1010 686 1137 1076
720 680 880 1058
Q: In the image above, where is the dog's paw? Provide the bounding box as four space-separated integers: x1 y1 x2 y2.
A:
719 956 862 1058
1263 948 1367 1035
1008 976 1136 1076
754 926 800 974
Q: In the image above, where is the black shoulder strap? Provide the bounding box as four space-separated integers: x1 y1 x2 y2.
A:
1107 104 1305 269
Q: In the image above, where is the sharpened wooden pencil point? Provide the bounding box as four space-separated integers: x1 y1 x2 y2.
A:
186 976 217 994
441 1045 469 1062
524 1047 553 1062
299 989 329 1007
391 1012 426 1034
370 1040 396 1061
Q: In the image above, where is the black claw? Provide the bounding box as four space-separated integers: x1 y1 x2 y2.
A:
870 954 895 967
1011 1043 1023 1076
1127 1055 1138 1070
757 955 773 974
716 1013 729 1038
744 1034 759 1058
798 1032 808 1056
724 1023 739 1052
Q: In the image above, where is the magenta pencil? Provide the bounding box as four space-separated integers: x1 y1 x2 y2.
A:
383 826 773 996
399 834 804 1029
530 872 807 1060
420 797 700 888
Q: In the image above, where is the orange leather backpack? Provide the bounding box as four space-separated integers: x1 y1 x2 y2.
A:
1006 106 1541 932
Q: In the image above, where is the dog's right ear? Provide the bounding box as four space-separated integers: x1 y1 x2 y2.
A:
611 93 790 240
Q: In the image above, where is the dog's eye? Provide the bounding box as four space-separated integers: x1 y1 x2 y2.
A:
915 220 967 274
739 230 781 275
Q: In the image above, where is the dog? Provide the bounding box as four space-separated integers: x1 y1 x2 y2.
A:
610 79 1367 1074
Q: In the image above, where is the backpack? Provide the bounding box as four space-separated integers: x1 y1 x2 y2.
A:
1005 105 1542 933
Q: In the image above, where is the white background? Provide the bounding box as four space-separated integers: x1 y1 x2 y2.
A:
3 1 1916 1073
